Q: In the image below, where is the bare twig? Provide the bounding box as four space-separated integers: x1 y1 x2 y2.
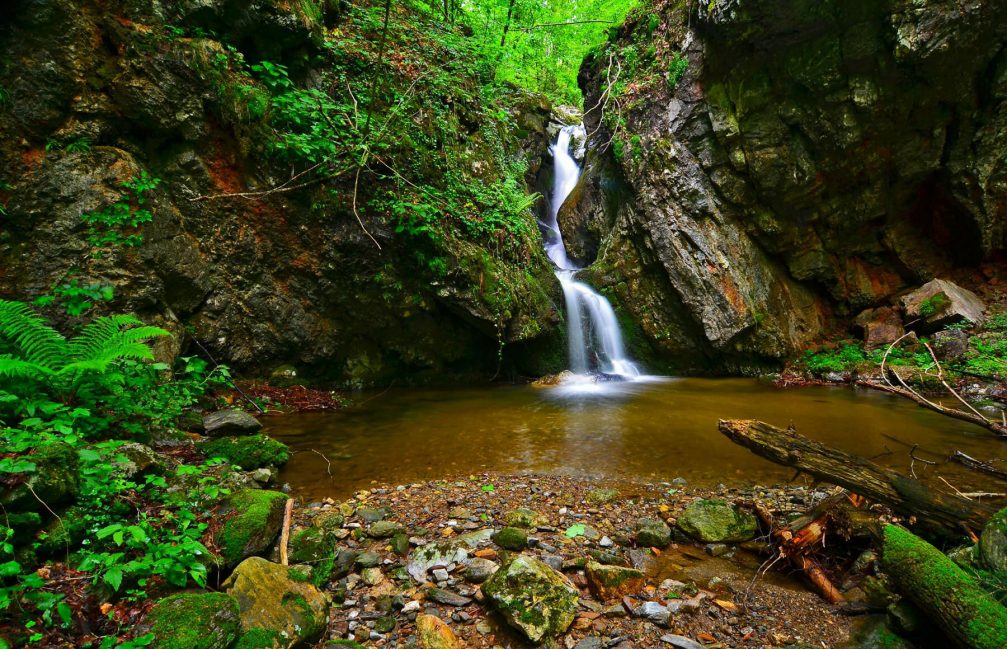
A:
352 162 382 250
279 497 294 566
309 449 333 476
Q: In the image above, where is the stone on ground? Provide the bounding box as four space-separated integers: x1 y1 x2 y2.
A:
635 517 672 548
504 508 547 528
482 555 579 642
492 526 528 550
853 306 904 349
677 499 757 543
416 614 466 649
901 279 985 330
203 409 263 436
144 592 240 649
214 489 288 568
198 434 290 470
585 561 645 600
224 557 330 647
980 506 1007 571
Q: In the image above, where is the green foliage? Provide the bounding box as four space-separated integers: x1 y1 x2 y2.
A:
82 171 161 255
668 52 688 88
35 279 114 317
800 342 865 374
0 299 169 404
919 293 951 318
960 333 1007 379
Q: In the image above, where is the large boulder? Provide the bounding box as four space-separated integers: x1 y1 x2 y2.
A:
143 592 241 649
677 499 758 543
979 507 1007 572
198 435 290 469
202 410 263 437
1 442 79 512
901 279 986 331
223 557 330 647
213 489 288 568
854 307 905 350
482 555 579 643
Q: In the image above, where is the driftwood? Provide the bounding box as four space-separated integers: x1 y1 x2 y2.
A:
949 450 1007 482
279 498 294 566
718 419 996 534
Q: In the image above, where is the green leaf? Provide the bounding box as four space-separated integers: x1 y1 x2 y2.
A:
104 566 123 591
564 524 586 538
481 484 495 492
0 560 21 577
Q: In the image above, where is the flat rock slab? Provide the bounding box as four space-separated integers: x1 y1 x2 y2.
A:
203 409 262 437
901 279 985 331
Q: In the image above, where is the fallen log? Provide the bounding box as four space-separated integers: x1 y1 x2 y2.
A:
882 524 1007 649
949 451 1007 482
718 419 995 534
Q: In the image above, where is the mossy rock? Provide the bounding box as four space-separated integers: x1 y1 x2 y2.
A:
415 614 464 649
504 508 547 529
676 499 757 543
635 517 672 548
492 527 528 551
224 557 331 647
482 555 579 643
980 506 1007 572
214 489 288 568
290 527 336 563
368 520 405 538
144 592 240 649
586 488 620 504
198 434 290 470
313 510 345 531
584 561 645 600
1 442 79 512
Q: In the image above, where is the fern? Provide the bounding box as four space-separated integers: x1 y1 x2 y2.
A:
0 299 170 401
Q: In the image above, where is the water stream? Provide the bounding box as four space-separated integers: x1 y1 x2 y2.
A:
545 126 639 379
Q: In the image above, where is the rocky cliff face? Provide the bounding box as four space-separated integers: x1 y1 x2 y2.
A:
573 0 1007 372
0 0 563 386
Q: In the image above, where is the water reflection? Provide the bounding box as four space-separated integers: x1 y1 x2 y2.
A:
265 378 1005 500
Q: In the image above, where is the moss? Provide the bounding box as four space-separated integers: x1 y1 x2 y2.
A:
233 628 284 649
198 434 290 470
492 527 528 551
216 489 288 567
146 592 240 649
1 442 80 511
882 525 1007 649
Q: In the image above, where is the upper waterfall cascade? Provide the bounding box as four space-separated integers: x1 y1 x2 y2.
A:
544 125 640 380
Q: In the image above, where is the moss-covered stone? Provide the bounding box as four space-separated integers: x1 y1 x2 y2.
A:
504 508 547 529
198 435 290 470
1 442 79 512
492 527 528 551
233 628 284 649
882 524 1007 649
584 561 645 600
635 517 672 548
586 488 620 504
482 555 579 642
979 506 1007 572
144 592 240 649
224 557 331 647
677 499 757 543
214 489 288 568
368 520 405 538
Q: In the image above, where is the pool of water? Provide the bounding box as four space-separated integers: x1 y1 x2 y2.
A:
264 377 1007 500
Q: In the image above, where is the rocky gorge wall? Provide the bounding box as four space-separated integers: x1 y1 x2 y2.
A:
0 0 565 386
570 0 1007 372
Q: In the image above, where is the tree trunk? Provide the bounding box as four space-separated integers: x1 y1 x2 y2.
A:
882 524 1007 649
718 419 995 534
500 0 516 47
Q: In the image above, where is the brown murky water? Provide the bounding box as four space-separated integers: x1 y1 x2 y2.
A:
265 378 1007 500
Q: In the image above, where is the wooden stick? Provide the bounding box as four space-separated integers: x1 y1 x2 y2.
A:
718 419 995 534
949 450 1007 482
279 498 294 566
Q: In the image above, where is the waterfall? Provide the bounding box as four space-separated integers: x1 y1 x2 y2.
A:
545 125 640 380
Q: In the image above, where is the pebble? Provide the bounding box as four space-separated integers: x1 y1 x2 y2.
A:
402 601 421 614
599 536 614 547
660 635 703 649
432 568 450 582
634 601 670 627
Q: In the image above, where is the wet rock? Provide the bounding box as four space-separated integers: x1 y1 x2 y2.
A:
979 506 1007 571
635 517 672 548
202 409 262 437
586 488 620 504
463 557 498 583
213 489 288 568
531 371 575 387
635 601 671 627
425 587 472 607
901 279 986 331
854 307 904 350
504 508 547 529
492 527 528 551
660 635 703 649
585 561 645 600
143 592 240 649
704 543 730 557
114 442 164 478
369 520 405 538
932 329 970 362
197 435 290 470
224 557 330 647
416 614 465 649
677 499 758 543
1 442 79 512
482 555 579 642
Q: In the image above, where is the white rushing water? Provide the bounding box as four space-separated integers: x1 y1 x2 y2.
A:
546 125 640 380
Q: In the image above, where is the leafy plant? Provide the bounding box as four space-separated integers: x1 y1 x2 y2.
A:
83 171 161 255
668 52 688 88
801 343 866 374
918 293 951 318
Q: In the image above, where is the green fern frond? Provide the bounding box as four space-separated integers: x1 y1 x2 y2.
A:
0 299 65 367
0 355 56 380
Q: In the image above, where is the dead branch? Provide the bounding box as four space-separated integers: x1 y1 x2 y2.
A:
279 497 294 566
949 450 1007 482
718 419 995 534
